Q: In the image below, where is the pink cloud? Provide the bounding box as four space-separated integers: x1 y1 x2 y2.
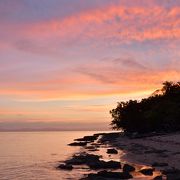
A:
22 5 180 46
0 3 179 52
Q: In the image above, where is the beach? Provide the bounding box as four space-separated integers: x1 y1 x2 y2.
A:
58 132 180 179
108 132 180 170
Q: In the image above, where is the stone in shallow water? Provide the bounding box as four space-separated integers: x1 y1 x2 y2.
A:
106 148 118 154
123 163 135 172
57 164 73 170
65 152 100 165
84 170 133 179
65 152 121 169
139 167 155 176
74 135 98 142
68 142 87 146
88 160 121 169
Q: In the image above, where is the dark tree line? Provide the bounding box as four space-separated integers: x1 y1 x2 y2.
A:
110 81 180 133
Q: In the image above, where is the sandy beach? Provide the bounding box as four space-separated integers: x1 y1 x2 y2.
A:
108 132 180 170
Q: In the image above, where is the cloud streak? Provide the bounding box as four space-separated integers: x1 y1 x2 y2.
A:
0 56 179 99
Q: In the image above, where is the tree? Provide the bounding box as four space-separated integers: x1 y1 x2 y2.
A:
110 81 180 133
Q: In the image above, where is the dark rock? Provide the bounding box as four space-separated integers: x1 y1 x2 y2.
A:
65 153 100 165
74 135 98 142
106 148 118 154
85 170 132 179
153 175 163 180
152 162 168 167
57 164 73 170
68 142 87 146
88 160 121 169
65 152 121 169
123 163 135 172
100 133 121 143
139 167 155 176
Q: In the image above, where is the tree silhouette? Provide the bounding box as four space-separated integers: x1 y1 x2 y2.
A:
110 81 180 133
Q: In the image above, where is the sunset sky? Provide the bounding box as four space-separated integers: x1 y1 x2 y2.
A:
0 0 179 131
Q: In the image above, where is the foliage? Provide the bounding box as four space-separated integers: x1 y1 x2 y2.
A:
110 81 180 133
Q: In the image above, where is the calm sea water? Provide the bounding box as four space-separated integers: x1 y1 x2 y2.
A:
0 131 104 180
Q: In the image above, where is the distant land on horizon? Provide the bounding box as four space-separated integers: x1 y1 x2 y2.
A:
0 121 110 132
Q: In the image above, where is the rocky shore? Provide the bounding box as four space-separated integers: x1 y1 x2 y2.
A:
57 132 180 179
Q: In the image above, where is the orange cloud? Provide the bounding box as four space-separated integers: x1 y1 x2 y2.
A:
0 65 179 100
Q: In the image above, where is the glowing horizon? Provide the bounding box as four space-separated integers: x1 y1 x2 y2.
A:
0 0 179 130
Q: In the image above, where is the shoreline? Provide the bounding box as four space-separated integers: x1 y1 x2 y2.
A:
57 132 180 179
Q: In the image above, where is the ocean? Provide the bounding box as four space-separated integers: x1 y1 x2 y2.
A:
0 131 103 180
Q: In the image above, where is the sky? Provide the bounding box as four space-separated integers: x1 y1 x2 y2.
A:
0 0 179 131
